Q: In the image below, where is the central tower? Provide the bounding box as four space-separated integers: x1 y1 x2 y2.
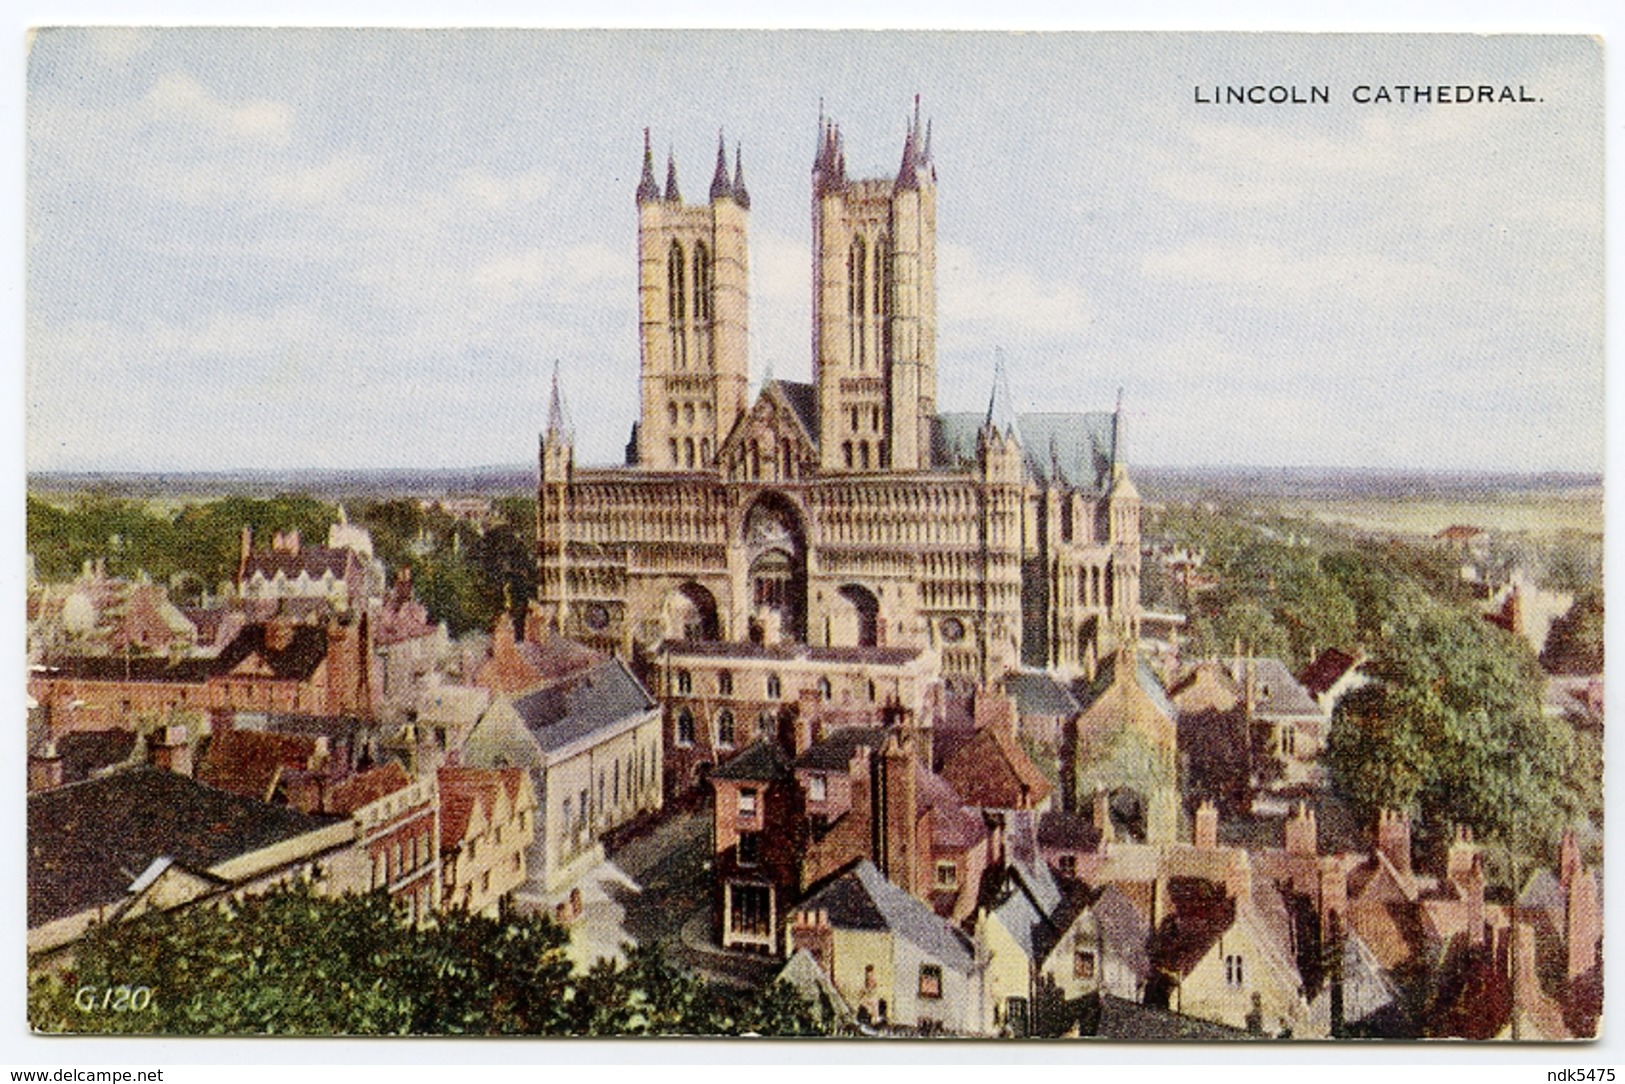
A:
812 100 937 474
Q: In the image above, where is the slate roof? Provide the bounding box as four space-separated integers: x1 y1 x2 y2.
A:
28 766 345 928
768 380 819 442
1095 995 1251 1041
53 728 138 785
1037 809 1104 853
711 739 797 783
662 639 921 667
1004 670 1082 718
240 545 356 584
795 727 888 772
509 657 658 755
1093 885 1152 985
799 859 979 974
933 411 1118 493
1213 657 1323 719
1077 652 1176 722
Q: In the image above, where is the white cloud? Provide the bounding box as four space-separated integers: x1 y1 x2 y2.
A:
141 72 293 145
453 167 554 210
1140 239 1455 305
938 241 1096 338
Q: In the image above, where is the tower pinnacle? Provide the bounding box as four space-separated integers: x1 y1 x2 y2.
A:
664 149 681 202
636 128 660 204
710 130 733 202
732 144 750 209
547 361 573 441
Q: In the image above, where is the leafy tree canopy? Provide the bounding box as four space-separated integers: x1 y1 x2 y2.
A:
30 884 829 1037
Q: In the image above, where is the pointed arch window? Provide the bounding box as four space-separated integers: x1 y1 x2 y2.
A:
849 235 868 369
694 241 714 367
667 241 688 369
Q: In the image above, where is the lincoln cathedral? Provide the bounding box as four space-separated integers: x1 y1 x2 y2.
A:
535 102 1142 685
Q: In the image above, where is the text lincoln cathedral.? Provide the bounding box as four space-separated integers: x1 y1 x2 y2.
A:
533 101 1143 689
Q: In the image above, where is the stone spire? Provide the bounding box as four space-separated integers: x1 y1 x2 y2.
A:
813 113 846 195
896 95 925 190
985 348 1021 443
546 361 573 441
636 128 660 204
732 144 750 209
710 130 733 202
664 149 681 202
1112 386 1125 468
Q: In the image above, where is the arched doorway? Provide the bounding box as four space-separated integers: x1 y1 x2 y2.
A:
831 584 881 647
743 493 807 644
663 582 720 642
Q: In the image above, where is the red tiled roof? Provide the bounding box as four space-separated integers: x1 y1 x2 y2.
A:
1298 648 1360 698
936 724 1052 810
437 766 527 849
325 762 413 815
197 729 321 801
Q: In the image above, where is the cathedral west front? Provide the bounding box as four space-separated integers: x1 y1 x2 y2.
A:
535 103 1142 687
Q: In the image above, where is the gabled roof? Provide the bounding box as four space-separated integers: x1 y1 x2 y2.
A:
936 724 1052 811
1003 670 1082 718
438 766 531 850
1093 885 1152 984
1298 648 1361 698
1150 877 1237 977
28 766 344 928
197 728 322 802
1037 808 1104 854
711 738 797 783
800 860 979 974
1077 651 1177 725
509 657 658 754
768 380 819 443
240 545 357 585
795 727 888 772
1212 657 1322 719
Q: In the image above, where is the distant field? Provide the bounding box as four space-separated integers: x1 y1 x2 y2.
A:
1273 488 1604 539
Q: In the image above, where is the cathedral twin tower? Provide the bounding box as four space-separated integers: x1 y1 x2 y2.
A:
538 102 1141 684
632 102 937 477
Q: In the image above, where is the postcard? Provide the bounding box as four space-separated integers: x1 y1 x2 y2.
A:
23 29 1603 1042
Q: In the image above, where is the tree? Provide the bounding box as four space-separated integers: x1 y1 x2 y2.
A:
30 884 827 1037
1540 590 1603 675
1326 603 1572 858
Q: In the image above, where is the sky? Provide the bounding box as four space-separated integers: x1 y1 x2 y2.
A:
24 30 1604 473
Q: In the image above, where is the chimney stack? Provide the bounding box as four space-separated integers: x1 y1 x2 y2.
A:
1285 802 1318 857
1194 800 1218 850
1376 808 1412 878
149 724 193 777
29 740 63 792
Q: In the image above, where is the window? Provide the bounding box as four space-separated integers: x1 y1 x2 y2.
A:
806 774 827 802
1225 954 1245 987
843 442 853 469
613 761 620 805
1074 948 1097 980
717 709 736 748
867 680 877 703
766 673 782 699
738 787 758 817
676 708 696 747
481 870 491 894
736 831 761 868
918 964 943 999
675 669 692 694
758 710 776 738
935 860 958 890
494 825 503 845
562 797 572 833
718 669 733 695
817 677 832 701
1280 725 1296 757
728 884 772 938
1058 854 1078 878
373 851 386 890
513 853 522 872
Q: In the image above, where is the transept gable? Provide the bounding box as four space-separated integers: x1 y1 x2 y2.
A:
716 381 819 477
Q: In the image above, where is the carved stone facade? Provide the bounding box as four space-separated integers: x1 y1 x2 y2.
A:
536 106 1141 685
